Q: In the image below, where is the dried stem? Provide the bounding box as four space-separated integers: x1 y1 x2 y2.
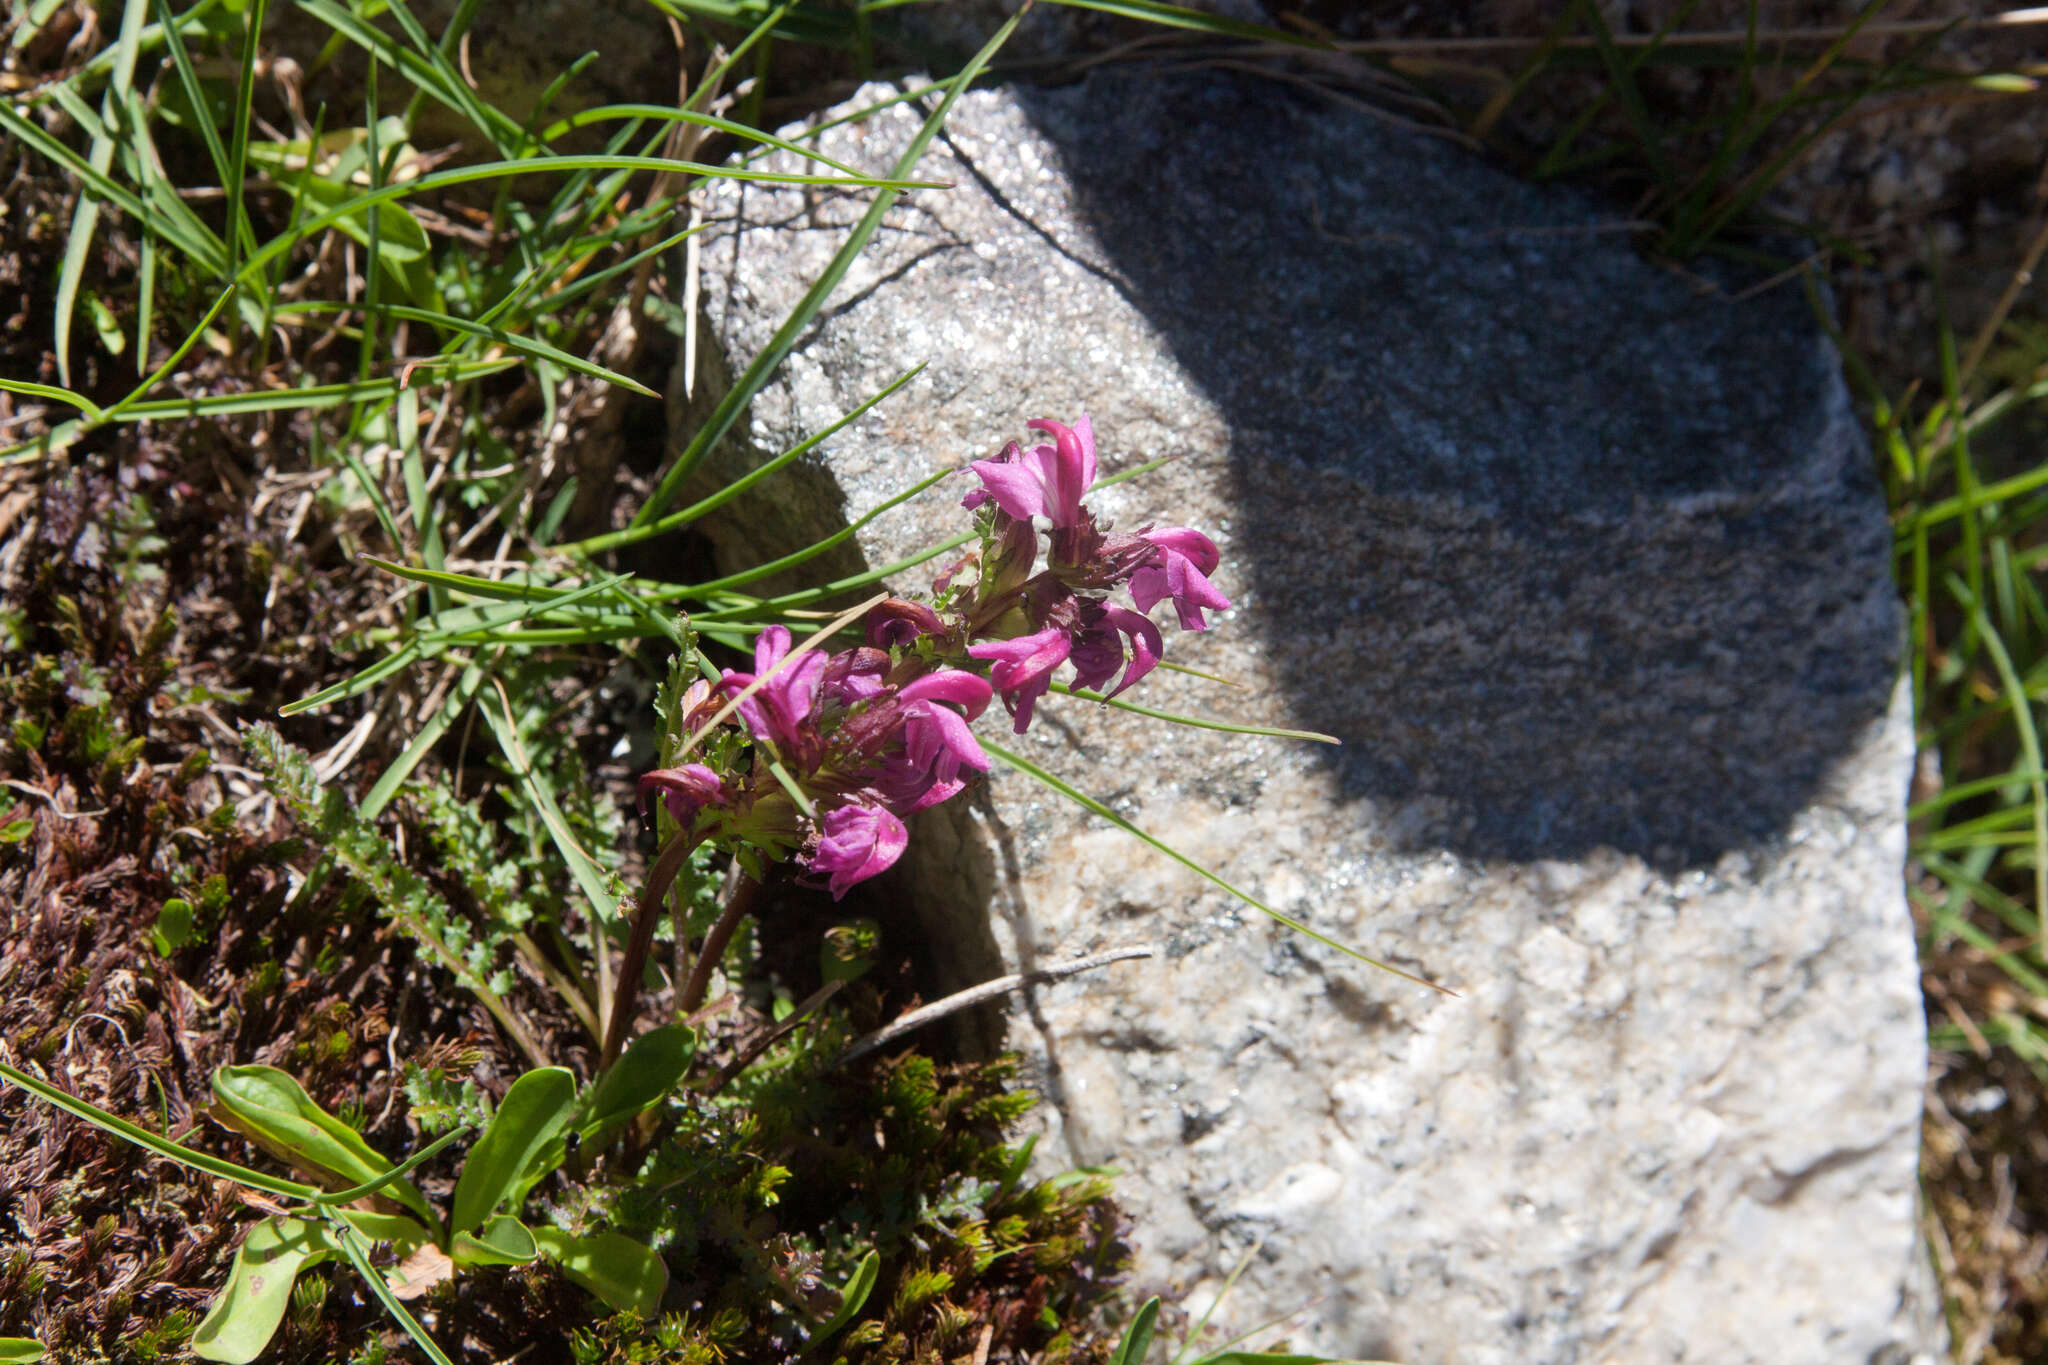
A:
838 946 1155 1065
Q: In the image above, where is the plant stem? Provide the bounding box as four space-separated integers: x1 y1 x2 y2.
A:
600 832 699 1069
680 872 763 1017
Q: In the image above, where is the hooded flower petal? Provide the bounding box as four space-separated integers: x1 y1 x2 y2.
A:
1024 415 1097 527
821 647 891 704
719 625 828 755
1130 527 1230 631
966 415 1100 529
1068 603 1163 698
807 801 908 899
636 764 727 827
968 625 1071 733
895 668 994 722
866 599 947 650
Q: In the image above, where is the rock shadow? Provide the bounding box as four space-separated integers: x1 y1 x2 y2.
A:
1015 69 1900 866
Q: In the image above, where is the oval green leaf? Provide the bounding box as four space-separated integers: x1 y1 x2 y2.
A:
581 1024 696 1138
452 1213 539 1267
450 1066 576 1234
191 1218 340 1364
530 1227 668 1318
210 1065 437 1231
0 1339 45 1364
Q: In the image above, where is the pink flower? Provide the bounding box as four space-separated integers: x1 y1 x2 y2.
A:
806 801 908 899
965 415 1099 528
968 625 1072 733
1068 603 1162 698
894 676 993 811
636 764 727 828
718 626 828 761
1129 527 1229 631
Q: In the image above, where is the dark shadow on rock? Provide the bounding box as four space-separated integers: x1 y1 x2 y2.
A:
1015 68 1900 866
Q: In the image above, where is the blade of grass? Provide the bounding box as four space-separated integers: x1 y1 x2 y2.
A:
480 682 621 924
1048 683 1339 744
223 0 267 285
327 1212 457 1365
569 364 924 557
983 740 1451 994
631 10 1024 529
0 1061 320 1201
1946 572 2048 955
53 0 150 388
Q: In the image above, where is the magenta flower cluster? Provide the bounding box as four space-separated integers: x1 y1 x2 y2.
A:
639 414 1228 898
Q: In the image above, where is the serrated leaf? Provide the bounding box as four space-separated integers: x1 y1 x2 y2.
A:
210 1065 437 1230
452 1214 538 1267
531 1227 668 1318
450 1066 576 1233
191 1218 340 1364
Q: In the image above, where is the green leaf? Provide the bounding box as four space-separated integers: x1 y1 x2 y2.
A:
452 1213 539 1266
0 820 33 844
1108 1296 1160 1365
450 1066 576 1233
808 1249 879 1351
150 897 195 954
210 1065 437 1230
0 1339 45 1364
531 1227 668 1318
190 1218 340 1364
581 1024 696 1139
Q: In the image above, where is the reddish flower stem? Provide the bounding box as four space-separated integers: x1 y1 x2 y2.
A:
600 832 699 1070
679 872 762 1017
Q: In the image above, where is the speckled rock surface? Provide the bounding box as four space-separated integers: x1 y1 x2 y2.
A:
680 71 1935 1365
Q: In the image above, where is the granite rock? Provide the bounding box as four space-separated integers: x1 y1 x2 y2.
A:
681 71 1935 1365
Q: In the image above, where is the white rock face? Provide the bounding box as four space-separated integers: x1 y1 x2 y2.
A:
683 73 1936 1365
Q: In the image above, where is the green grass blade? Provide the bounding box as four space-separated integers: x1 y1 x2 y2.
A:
327 1213 457 1365
983 741 1448 994
52 0 150 387
631 11 1023 529
360 663 487 821
0 1060 320 1201
479 692 621 924
0 378 102 420
535 104 874 181
1947 571 2048 952
1048 683 1339 744
569 365 924 557
223 0 267 283
278 639 425 717
1037 0 1323 44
